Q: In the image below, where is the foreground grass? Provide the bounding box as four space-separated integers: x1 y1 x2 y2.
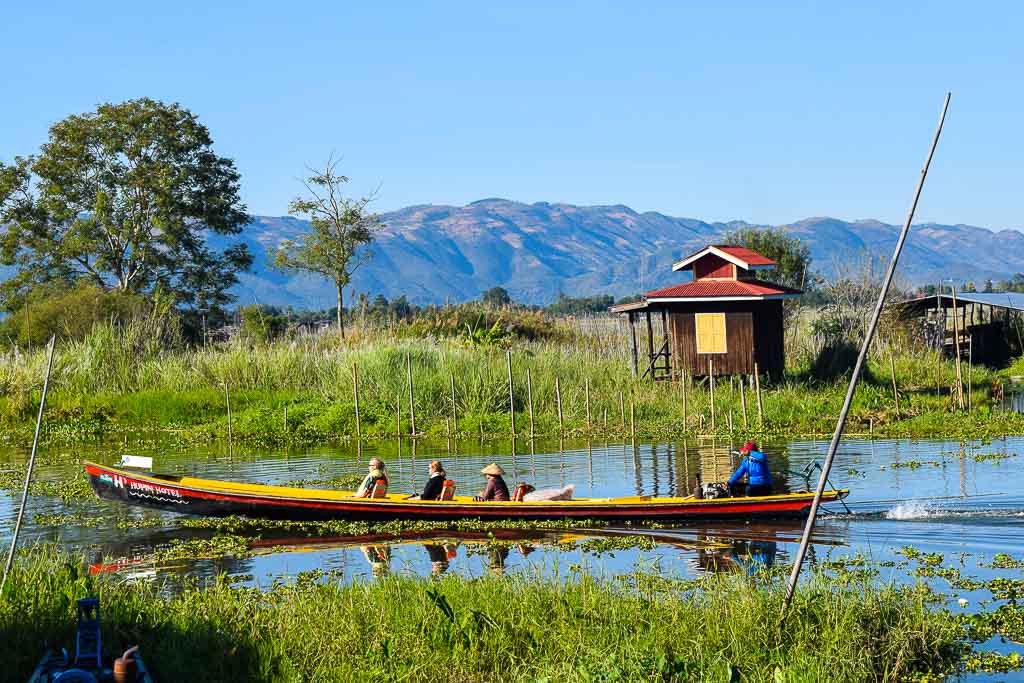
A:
2 322 1023 446
1 547 967 682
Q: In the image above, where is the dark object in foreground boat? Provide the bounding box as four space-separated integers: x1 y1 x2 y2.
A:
85 461 847 522
27 599 153 683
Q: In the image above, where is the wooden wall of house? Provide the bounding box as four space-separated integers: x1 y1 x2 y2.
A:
666 300 785 378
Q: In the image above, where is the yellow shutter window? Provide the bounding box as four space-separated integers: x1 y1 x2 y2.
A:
695 313 727 354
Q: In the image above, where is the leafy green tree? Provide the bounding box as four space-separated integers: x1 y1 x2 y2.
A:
481 286 512 307
0 98 252 312
274 158 383 337
721 226 813 290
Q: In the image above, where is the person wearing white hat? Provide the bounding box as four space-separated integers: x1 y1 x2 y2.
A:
474 463 510 501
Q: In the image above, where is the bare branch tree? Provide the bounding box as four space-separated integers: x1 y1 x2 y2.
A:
273 156 383 337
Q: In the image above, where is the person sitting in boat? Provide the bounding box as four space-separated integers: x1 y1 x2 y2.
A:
473 463 510 501
727 441 772 497
418 460 447 500
356 457 389 497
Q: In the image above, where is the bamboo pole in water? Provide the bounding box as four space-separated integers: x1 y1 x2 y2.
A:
407 352 416 435
2 336 56 596
618 391 625 432
740 376 749 429
754 363 764 428
526 368 535 438
449 373 457 435
506 350 516 435
555 377 564 436
782 93 950 617
585 377 592 431
889 351 900 417
352 363 361 439
224 383 233 453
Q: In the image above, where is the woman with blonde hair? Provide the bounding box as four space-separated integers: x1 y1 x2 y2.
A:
356 457 389 497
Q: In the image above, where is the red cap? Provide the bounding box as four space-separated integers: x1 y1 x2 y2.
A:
741 441 757 453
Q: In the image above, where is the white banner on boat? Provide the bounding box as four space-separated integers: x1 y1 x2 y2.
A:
117 455 153 470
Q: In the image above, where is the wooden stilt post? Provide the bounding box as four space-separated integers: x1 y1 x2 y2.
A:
628 312 639 377
968 336 973 412
950 285 965 410
708 358 716 431
645 311 655 378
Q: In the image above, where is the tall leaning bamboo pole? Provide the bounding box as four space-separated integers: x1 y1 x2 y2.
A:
1 336 56 595
782 93 950 617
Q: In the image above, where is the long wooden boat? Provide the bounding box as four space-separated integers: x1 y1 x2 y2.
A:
85 461 848 522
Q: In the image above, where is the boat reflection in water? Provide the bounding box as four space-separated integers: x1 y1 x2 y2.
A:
86 518 844 587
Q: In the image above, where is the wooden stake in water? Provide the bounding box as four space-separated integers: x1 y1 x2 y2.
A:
555 377 565 436
449 372 458 435
681 371 688 430
526 368 535 438
352 362 362 439
506 350 516 435
618 390 625 431
406 352 416 435
224 383 234 453
585 377 592 431
629 396 636 440
396 392 402 437
754 362 764 428
740 376 749 429
782 93 951 617
2 336 56 596
888 351 900 417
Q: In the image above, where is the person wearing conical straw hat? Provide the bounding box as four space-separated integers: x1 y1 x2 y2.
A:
474 463 510 502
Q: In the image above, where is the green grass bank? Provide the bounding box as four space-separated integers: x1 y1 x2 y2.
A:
2 323 1023 446
0 547 973 682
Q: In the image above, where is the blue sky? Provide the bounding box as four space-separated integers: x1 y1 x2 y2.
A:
2 1 1021 228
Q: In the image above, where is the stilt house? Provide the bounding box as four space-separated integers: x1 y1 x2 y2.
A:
611 245 801 380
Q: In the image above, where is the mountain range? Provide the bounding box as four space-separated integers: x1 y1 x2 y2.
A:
230 198 1024 309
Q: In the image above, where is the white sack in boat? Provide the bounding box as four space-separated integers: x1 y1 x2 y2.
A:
524 484 575 502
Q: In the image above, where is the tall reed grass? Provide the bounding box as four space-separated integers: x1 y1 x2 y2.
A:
0 546 966 682
0 317 1020 443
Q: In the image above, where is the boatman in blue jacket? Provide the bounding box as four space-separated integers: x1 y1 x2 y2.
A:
728 441 773 497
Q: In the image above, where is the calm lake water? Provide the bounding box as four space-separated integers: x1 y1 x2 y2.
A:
3 434 1024 679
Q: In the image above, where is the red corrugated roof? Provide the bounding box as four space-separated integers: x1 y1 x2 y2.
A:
712 246 776 266
645 278 801 299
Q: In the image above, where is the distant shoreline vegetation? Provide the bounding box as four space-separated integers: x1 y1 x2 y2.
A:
1 305 1023 446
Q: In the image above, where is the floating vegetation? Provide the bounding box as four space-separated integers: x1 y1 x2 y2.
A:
33 512 169 529
146 534 253 563
990 553 1024 569
973 451 1016 463
888 460 943 470
0 468 92 501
